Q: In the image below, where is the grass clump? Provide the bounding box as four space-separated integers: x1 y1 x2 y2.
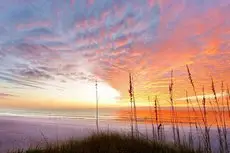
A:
10 132 202 153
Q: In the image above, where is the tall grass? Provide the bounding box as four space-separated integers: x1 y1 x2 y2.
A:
169 70 177 144
227 85 230 118
131 74 139 137
186 91 194 149
202 86 212 153
128 73 134 138
134 65 230 153
211 77 224 153
154 95 159 140
89 65 230 153
148 96 156 140
157 96 165 141
186 65 204 121
170 70 181 145
221 82 229 153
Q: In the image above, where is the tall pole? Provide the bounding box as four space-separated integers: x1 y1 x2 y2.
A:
96 79 99 133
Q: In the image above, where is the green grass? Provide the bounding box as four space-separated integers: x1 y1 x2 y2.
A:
10 132 202 153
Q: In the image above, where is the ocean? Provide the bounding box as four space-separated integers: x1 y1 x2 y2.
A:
0 108 120 121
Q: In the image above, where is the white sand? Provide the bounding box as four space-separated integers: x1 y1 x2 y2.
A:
0 116 130 153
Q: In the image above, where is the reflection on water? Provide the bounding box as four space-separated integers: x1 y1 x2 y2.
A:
116 108 230 153
1 108 230 127
116 109 230 127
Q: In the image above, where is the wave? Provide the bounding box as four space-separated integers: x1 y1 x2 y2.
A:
0 109 118 121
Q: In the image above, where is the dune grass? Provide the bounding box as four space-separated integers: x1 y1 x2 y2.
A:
10 132 202 153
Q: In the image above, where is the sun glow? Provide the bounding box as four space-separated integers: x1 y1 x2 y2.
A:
55 80 121 106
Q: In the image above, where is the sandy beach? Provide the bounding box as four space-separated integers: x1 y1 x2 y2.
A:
0 115 229 153
0 116 133 153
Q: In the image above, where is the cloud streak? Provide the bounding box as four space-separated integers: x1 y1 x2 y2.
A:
177 92 230 101
0 93 16 98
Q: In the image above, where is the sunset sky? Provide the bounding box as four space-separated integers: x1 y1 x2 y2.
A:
0 0 229 109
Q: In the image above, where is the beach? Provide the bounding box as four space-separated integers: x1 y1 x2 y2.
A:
0 115 131 153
